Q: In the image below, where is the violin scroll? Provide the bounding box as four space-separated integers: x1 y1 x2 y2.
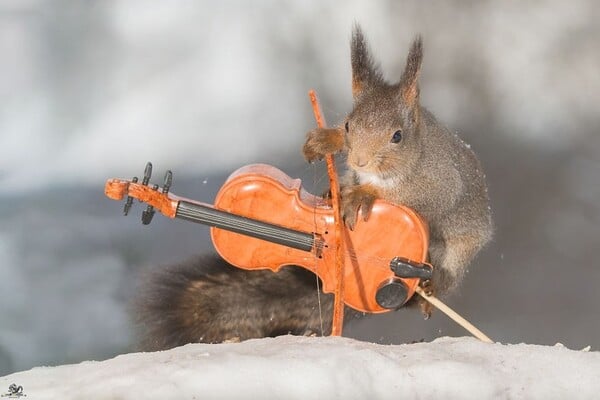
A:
104 162 179 222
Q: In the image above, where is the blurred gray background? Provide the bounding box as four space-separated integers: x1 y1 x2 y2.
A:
1 0 599 375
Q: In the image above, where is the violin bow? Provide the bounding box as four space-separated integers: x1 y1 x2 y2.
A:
309 90 346 336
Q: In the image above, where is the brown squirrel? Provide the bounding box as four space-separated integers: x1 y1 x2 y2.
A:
133 26 492 351
303 26 493 314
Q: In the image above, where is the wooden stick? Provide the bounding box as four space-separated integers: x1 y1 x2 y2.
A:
415 286 494 343
309 90 346 336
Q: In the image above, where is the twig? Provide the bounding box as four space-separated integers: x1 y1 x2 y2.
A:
309 89 346 336
415 286 494 343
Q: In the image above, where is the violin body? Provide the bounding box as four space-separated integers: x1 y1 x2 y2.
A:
211 164 429 313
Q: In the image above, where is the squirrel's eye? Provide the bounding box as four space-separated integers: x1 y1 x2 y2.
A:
344 122 349 132
391 130 403 143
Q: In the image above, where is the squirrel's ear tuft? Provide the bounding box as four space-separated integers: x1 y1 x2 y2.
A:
351 24 383 99
399 35 423 107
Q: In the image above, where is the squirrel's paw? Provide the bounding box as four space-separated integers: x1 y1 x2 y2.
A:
303 127 345 163
341 184 378 230
418 279 434 319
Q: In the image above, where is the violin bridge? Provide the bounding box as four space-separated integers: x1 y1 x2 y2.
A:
312 233 326 258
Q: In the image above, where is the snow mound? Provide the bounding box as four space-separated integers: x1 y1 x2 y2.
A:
1 336 599 399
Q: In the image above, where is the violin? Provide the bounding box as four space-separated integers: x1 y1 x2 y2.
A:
105 162 433 313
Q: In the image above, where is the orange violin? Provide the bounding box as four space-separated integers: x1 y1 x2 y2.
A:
105 162 432 313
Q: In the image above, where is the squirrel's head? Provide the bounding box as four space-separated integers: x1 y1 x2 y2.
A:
344 25 424 180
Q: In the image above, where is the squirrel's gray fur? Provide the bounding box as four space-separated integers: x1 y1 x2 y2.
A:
134 253 364 351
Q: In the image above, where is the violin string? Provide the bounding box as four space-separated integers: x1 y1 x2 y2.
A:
183 213 314 248
211 216 419 269
177 204 315 249
195 208 421 269
185 202 421 268
312 164 325 337
178 201 425 273
177 201 423 269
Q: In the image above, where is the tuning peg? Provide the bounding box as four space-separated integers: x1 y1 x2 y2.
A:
123 176 138 216
163 170 173 194
141 183 159 225
142 162 152 186
141 207 155 225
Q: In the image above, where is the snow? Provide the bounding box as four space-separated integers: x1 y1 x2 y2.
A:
2 336 599 400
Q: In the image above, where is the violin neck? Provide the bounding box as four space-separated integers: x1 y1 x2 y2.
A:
176 201 315 252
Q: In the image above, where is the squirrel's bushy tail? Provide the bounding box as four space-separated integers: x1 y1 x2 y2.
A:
132 253 338 351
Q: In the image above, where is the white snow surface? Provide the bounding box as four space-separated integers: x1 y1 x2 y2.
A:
2 336 599 400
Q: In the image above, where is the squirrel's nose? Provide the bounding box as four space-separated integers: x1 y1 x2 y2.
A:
354 156 369 168
349 151 370 168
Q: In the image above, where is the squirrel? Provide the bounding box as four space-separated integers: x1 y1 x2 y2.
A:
303 26 493 315
133 253 363 351
133 25 492 351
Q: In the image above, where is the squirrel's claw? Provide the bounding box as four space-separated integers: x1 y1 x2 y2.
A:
341 185 378 231
302 142 324 163
302 127 345 163
419 299 433 320
418 279 435 319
